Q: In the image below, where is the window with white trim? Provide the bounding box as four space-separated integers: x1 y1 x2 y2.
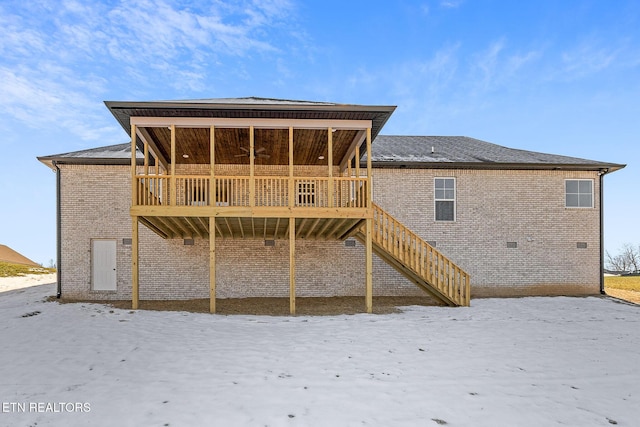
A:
565 179 593 208
435 178 456 221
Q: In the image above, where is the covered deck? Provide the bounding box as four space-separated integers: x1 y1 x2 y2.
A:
108 98 396 314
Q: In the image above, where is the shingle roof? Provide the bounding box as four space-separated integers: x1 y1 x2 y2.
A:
151 97 344 106
39 136 625 173
37 143 147 169
367 135 624 172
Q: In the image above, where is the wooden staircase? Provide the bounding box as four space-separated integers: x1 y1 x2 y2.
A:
354 203 470 306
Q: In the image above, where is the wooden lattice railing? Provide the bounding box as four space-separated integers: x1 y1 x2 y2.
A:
358 203 470 306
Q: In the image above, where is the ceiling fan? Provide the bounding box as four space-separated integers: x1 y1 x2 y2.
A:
234 146 271 159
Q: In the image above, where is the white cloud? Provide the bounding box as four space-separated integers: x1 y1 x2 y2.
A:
560 42 619 79
440 0 462 9
0 0 297 141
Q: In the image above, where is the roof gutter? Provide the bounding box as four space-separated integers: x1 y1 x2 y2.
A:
53 161 62 299
367 161 626 173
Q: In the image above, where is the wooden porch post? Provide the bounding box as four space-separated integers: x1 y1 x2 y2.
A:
210 125 215 205
328 127 333 208
209 126 216 314
143 141 149 176
365 127 373 313
289 127 294 208
170 124 176 206
132 216 139 309
131 124 138 207
210 216 216 314
289 218 296 315
249 125 255 207
288 126 296 314
130 124 139 310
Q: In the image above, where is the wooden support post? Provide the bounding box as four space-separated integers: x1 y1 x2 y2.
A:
328 127 333 208
366 127 372 208
170 124 176 206
210 125 215 206
249 125 255 207
289 126 294 208
132 216 139 309
365 217 373 313
143 141 149 176
365 127 373 313
210 216 216 314
289 218 296 315
131 125 139 310
131 124 137 206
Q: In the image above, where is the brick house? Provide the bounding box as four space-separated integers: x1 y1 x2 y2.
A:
38 98 624 313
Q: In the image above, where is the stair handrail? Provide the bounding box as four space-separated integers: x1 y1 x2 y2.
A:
370 202 470 306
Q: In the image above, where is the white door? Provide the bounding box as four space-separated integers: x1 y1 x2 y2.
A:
92 239 117 291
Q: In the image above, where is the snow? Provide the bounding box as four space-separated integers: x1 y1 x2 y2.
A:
1 278 639 427
0 273 56 293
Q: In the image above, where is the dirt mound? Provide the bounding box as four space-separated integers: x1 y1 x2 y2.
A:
0 245 40 267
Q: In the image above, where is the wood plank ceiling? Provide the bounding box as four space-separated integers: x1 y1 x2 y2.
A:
143 127 360 166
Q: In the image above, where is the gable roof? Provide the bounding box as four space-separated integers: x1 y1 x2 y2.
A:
367 136 625 172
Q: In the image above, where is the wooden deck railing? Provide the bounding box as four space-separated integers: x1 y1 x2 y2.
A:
367 203 470 306
134 175 368 208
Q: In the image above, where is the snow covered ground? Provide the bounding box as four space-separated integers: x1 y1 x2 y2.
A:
1 278 639 427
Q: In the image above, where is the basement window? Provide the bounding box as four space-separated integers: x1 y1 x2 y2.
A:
565 179 593 208
435 178 456 221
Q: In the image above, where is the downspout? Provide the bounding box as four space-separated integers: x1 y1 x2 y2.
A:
599 169 607 294
53 161 62 299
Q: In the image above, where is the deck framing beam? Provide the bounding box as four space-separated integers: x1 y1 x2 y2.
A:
131 206 371 219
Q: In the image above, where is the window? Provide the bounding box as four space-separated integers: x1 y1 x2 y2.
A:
565 179 593 208
435 178 456 221
297 181 316 206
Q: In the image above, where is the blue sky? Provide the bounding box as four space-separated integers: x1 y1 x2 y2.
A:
1 0 638 265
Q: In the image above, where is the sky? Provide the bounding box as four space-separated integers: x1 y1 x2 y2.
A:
0 0 638 265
